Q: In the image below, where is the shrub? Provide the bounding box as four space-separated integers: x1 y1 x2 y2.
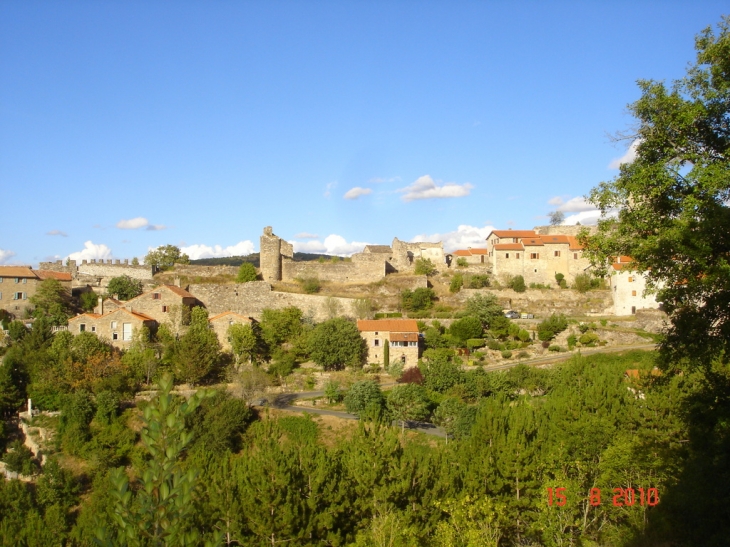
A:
600 319 607 327
537 313 568 342
529 283 550 289
578 323 590 334
468 274 490 289
517 350 529 359
487 340 503 351
518 329 532 343
344 380 385 416
80 291 99 312
555 273 565 285
501 350 513 359
236 262 258 283
559 279 568 288
414 258 437 276
386 359 404 379
299 277 321 294
449 316 483 345
548 345 561 352
573 273 596 293
374 312 402 319
399 367 424 385
401 288 436 312
578 332 600 347
567 334 577 349
510 275 526 293
456 257 469 268
324 380 343 404
449 273 464 293
466 338 486 350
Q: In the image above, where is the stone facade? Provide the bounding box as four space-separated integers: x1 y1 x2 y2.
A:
357 319 421 368
68 308 155 348
0 266 71 317
609 258 661 316
39 259 155 292
452 248 488 265
260 226 293 282
487 228 592 285
451 288 614 317
123 285 199 324
390 238 446 272
208 311 255 351
281 253 385 284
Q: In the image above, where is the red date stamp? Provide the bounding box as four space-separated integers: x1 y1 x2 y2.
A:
547 487 659 507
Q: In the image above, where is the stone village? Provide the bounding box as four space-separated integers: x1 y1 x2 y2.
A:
0 225 661 369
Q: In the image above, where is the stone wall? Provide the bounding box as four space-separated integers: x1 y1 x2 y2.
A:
282 253 385 284
390 238 446 272
451 288 614 317
609 270 660 316
168 264 240 278
260 226 293 282
187 281 358 322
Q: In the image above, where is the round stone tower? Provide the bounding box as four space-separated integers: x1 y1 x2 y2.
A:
260 226 282 282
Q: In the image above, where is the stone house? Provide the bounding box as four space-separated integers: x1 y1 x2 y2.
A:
122 285 199 324
486 229 590 285
208 311 256 351
68 308 156 348
452 248 488 265
609 256 660 316
357 319 421 369
0 266 71 317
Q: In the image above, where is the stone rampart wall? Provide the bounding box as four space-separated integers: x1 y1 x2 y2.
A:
451 288 614 317
282 255 385 284
169 264 240 278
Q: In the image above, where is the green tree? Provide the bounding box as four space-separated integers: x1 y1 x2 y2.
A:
456 257 469 268
172 307 221 385
351 298 375 320
144 244 190 270
260 307 303 349
548 210 565 226
401 287 436 312
308 318 366 370
537 313 568 342
509 275 526 293
572 273 594 293
449 316 483 346
464 293 503 329
414 258 437 276
449 273 464 293
95 374 218 547
106 275 143 300
387 383 430 433
344 380 385 416
79 291 99 312
29 278 73 325
582 20 730 367
235 262 258 283
227 323 261 365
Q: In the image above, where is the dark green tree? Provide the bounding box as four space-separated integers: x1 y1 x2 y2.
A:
235 262 258 283
344 380 385 416
386 383 430 433
144 244 190 270
464 293 503 329
172 307 221 385
308 318 366 370
414 258 438 276
509 275 526 293
105 275 143 300
448 316 483 346
29 278 74 325
401 288 436 312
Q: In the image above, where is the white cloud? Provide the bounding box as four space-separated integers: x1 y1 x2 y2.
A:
46 230 68 237
343 187 372 200
368 176 401 184
294 232 319 239
398 175 473 202
410 224 497 253
289 234 370 256
0 249 17 264
609 139 641 169
67 241 113 261
548 196 596 213
116 217 167 230
181 240 256 260
324 181 337 198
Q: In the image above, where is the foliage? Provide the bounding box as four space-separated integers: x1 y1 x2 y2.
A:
230 365 270 405
29 278 74 325
448 316 483 346
414 258 437 276
260 307 303 349
449 273 464 293
322 296 343 319
509 274 526 293
500 350 512 359
172 307 221 385
235 262 258 283
555 272 565 285
79 291 99 312
105 275 143 300
467 274 490 289
344 380 385 416
400 287 436 312
572 272 600 293
548 210 565 226
421 353 463 393
351 298 375 320
298 277 321 294
2 440 38 475
537 313 568 342
399 366 424 385
456 257 469 268
387 384 430 431
308 318 366 370
186 391 252 454
143 244 190 270
578 332 600 347
95 374 216 546
324 380 344 404
464 293 503 329
227 323 263 365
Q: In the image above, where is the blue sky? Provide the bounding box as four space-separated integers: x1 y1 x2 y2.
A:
1 1 727 264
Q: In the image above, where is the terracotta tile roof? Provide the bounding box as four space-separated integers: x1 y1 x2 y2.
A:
615 255 633 263
567 236 584 250
0 266 37 278
540 235 571 244
390 332 419 342
453 250 472 256
489 230 538 239
494 243 524 251
163 285 196 298
522 238 545 246
209 311 254 323
469 248 488 255
69 313 102 321
357 319 419 333
36 270 72 281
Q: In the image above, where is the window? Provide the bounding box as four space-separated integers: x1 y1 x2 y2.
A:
505 253 510 258
91 326 96 332
13 292 22 300
530 253 539 259
574 253 578 259
14 278 19 283
554 251 561 257
111 321 117 329
22 278 26 284
516 253 520 259
631 306 636 314
80 324 86 332
375 331 378 335
162 305 169 312
408 341 417 347
122 323 132 341
113 332 118 340
632 290 637 296
628 276 634 282
152 293 161 300
374 339 380 347
0 278 3 283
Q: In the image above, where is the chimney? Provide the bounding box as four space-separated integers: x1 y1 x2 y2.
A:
98 296 103 315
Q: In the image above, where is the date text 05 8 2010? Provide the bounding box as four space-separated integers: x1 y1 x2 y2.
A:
547 487 659 507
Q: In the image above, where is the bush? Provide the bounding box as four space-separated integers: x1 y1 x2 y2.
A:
456 257 469 268
555 273 565 285
386 359 404 379
509 275 526 293
466 338 486 350
487 340 503 351
501 350 513 359
559 279 568 288
79 291 99 312
548 345 561 352
567 334 577 349
236 262 258 283
399 367 424 385
579 333 600 347
374 312 402 319
324 380 343 404
449 273 464 293
517 329 532 343
600 319 607 326
449 316 483 345
414 258 437 276
344 380 385 416
401 288 436 312
573 273 601 293
578 323 591 334
468 274 490 289
537 313 568 342
299 277 321 294
106 275 143 300
529 283 551 289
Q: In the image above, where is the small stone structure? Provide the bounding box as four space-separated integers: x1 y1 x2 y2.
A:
39 259 155 292
357 319 421 368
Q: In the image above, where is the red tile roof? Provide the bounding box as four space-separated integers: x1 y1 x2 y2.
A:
540 235 571 244
36 270 72 281
567 236 584 251
468 248 487 255
522 238 545 246
357 319 419 333
69 313 102 321
390 332 419 342
453 250 472 256
0 266 36 278
494 243 524 251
